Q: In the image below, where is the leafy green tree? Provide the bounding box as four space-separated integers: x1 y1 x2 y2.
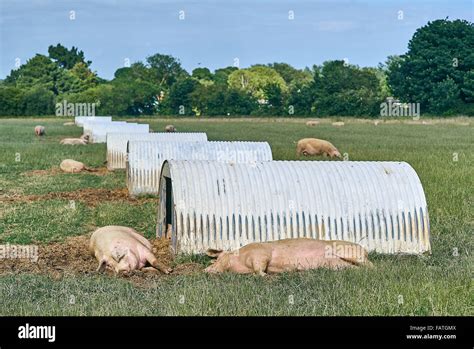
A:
56 63 98 96
267 63 313 88
114 62 151 82
224 89 257 115
146 53 188 90
287 84 315 116
22 87 55 115
107 62 160 115
190 84 226 116
312 61 383 116
192 67 213 80
64 84 116 115
160 78 198 115
0 87 25 115
387 19 474 113
4 54 95 96
70 62 98 87
111 80 158 115
228 66 287 100
48 43 91 69
461 70 474 103
428 77 461 114
256 83 285 115
213 66 238 86
6 55 61 93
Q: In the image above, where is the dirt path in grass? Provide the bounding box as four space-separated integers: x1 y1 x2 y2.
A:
0 188 156 207
0 235 203 284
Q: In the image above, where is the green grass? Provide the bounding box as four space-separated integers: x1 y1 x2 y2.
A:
0 117 472 316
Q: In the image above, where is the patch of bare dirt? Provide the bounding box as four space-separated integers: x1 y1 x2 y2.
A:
0 235 96 278
0 188 156 207
0 235 203 283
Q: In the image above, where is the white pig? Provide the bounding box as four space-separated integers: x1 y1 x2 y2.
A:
205 238 372 275
90 226 172 274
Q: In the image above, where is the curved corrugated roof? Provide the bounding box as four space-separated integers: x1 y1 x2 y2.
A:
127 141 273 196
106 132 208 170
157 160 431 255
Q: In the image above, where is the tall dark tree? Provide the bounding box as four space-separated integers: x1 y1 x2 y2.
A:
146 53 188 89
160 78 197 115
114 62 150 81
224 89 257 115
213 66 238 86
267 63 313 87
190 84 227 116
192 67 213 81
48 44 91 69
5 54 61 93
0 87 25 115
387 19 474 113
311 61 383 116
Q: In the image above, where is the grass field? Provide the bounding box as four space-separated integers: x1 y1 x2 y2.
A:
0 117 472 316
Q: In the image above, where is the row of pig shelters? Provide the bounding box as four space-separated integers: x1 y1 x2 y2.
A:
157 160 431 255
126 141 273 196
84 121 149 143
106 132 208 170
82 116 431 256
74 116 111 127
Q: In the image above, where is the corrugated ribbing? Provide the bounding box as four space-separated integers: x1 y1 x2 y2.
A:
106 132 208 170
157 160 431 255
127 141 273 196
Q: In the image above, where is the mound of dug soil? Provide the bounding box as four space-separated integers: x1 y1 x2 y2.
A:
0 234 203 282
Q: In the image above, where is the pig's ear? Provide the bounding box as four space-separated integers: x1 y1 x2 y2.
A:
206 249 223 258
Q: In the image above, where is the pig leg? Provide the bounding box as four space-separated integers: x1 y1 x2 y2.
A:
144 251 172 274
96 259 107 272
141 267 160 274
250 256 270 276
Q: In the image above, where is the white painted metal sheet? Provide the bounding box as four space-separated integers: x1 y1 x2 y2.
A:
157 160 431 255
127 141 273 196
106 132 208 170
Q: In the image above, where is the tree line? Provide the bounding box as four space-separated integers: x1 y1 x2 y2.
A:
0 19 472 117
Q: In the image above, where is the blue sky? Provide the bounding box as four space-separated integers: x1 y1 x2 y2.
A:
0 0 472 79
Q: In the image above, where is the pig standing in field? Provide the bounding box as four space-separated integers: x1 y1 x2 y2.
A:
90 226 172 274
296 138 341 158
165 124 176 132
205 238 372 275
34 125 45 136
60 134 89 145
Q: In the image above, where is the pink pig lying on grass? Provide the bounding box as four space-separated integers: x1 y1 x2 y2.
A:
205 238 372 275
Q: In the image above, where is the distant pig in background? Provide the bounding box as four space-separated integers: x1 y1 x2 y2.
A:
296 138 341 158
205 238 372 275
90 226 172 274
165 124 176 132
35 125 45 136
